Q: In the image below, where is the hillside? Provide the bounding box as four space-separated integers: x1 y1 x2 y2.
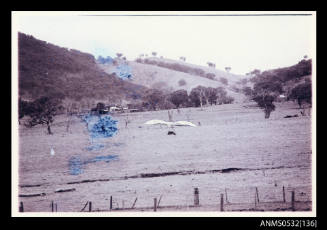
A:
18 33 148 105
98 58 247 103
139 57 245 83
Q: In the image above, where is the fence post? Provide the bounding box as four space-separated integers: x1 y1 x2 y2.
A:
51 200 54 212
154 198 157 212
255 187 260 203
254 191 257 208
132 198 138 209
220 194 224 211
194 188 199 206
55 203 58 212
89 201 92 212
291 191 295 211
19 201 24 212
110 196 113 210
283 186 286 203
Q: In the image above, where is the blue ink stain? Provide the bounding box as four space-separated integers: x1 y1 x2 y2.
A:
90 116 118 139
84 155 118 164
68 155 118 175
68 156 83 175
97 55 114 64
81 114 118 151
114 64 132 80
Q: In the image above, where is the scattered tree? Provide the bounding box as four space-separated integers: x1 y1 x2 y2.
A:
225 67 231 73
253 94 276 119
116 53 123 59
152 52 157 57
26 97 64 134
252 79 282 119
219 77 228 85
288 82 312 109
178 79 187 86
205 73 216 80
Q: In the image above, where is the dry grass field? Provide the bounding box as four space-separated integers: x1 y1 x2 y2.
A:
18 101 312 212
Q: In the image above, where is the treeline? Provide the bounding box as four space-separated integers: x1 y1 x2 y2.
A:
243 58 312 118
249 59 311 84
130 86 234 111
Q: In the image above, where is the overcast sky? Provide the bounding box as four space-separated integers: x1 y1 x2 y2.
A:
14 12 315 75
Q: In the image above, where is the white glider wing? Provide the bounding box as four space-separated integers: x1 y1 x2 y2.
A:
144 120 169 125
173 121 196 127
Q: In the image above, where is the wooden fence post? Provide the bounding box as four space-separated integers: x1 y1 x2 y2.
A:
19 201 24 212
220 194 224 211
283 186 286 203
154 198 157 212
51 200 54 212
194 188 199 206
254 191 257 208
132 198 138 209
110 196 113 210
255 187 260 203
55 203 58 212
89 201 92 212
291 191 295 211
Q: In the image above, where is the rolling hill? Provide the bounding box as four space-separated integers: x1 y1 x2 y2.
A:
18 32 148 105
98 57 247 103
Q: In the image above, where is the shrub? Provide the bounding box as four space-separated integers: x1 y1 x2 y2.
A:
178 79 187 86
219 77 228 85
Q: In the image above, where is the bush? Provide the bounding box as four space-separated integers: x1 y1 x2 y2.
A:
205 73 216 80
178 79 187 86
220 77 228 85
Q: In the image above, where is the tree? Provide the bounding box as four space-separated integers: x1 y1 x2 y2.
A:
253 94 276 119
288 82 312 109
26 97 64 134
252 79 282 119
116 53 123 59
152 52 157 57
242 86 253 97
250 69 261 76
189 86 207 107
169 90 189 108
205 87 218 105
216 87 228 104
19 98 32 124
143 89 165 110
225 67 231 73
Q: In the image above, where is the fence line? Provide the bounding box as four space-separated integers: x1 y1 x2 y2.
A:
19 187 311 212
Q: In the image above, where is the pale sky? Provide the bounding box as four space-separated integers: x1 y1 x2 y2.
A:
14 12 315 75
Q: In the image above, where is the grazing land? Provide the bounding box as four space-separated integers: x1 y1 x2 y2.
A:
18 101 312 212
